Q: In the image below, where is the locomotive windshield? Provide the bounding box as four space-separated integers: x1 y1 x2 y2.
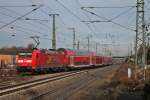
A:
18 53 32 58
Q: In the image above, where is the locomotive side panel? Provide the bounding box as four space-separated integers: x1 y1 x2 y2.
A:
73 56 90 67
35 53 66 69
95 56 103 66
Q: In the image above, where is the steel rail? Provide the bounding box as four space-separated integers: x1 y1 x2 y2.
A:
0 70 87 96
30 65 114 100
0 72 72 90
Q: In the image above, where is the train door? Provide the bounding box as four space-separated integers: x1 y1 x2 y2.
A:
70 56 74 66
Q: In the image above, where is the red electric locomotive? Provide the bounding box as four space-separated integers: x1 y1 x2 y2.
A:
17 49 66 72
16 48 112 73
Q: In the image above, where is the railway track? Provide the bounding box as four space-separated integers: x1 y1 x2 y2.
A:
0 69 89 96
0 81 14 87
30 65 115 100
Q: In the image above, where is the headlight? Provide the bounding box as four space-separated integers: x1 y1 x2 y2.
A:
18 60 23 63
26 60 32 63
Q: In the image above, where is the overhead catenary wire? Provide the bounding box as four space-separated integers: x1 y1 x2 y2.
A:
0 20 48 36
0 30 32 38
77 0 136 39
42 8 66 27
81 8 135 32
0 5 41 8
2 32 70 48
0 7 50 30
55 0 82 21
45 6 88 44
40 9 73 42
0 35 31 47
19 4 76 47
0 23 49 40
109 7 135 21
36 5 76 43
10 27 49 38
81 5 136 9
0 5 43 30
0 30 52 48
0 27 52 46
44 2 96 49
76 0 109 40
0 9 48 23
78 0 136 41
0 0 138 51
79 3 135 53
55 0 98 36
75 0 98 36
0 26 66 46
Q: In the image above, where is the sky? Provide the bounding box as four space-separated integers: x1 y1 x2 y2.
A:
0 0 149 56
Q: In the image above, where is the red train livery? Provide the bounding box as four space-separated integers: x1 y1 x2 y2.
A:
16 48 112 72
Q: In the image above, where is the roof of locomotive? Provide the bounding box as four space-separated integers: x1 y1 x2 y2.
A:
17 48 33 53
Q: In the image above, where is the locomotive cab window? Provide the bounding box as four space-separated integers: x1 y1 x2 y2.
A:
18 53 32 58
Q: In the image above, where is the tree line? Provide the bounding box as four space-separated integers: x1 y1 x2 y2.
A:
0 44 34 55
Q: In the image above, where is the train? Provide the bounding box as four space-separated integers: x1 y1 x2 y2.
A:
16 48 113 73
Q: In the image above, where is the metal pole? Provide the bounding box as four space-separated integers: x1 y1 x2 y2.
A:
147 37 150 47
68 27 76 50
96 43 98 54
77 41 80 50
73 29 76 50
52 15 56 49
135 0 145 80
88 36 90 52
135 0 138 79
143 23 146 81
49 14 59 50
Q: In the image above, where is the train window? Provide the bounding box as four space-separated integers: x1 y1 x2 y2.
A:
18 53 32 58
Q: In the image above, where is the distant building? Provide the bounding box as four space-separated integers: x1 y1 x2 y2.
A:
0 54 17 68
